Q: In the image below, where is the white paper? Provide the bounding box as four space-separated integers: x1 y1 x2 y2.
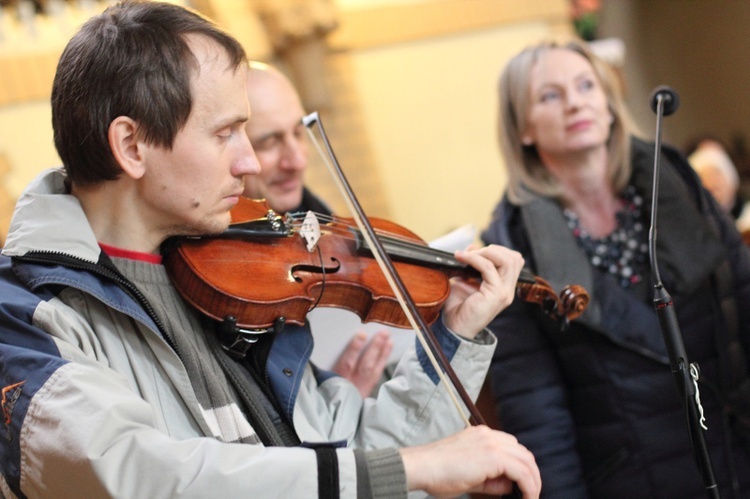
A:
308 224 477 370
428 224 477 252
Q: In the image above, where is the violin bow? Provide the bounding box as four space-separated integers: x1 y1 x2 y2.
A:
302 112 483 427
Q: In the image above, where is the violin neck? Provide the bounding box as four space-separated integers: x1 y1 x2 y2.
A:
353 230 536 284
352 229 472 274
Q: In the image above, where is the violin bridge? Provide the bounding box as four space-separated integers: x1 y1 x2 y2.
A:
299 211 322 252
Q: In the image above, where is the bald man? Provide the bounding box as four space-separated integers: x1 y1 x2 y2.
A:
243 62 392 397
243 62 327 214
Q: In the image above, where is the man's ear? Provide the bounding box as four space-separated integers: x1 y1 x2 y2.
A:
109 116 146 180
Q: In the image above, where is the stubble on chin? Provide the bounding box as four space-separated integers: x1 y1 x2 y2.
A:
171 212 232 238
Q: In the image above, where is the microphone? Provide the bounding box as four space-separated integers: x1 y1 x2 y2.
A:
647 85 720 499
649 85 680 116
647 85 679 286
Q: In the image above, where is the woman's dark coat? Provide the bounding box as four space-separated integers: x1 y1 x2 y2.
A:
482 137 750 498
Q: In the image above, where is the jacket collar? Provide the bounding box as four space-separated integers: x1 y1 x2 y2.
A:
2 168 101 264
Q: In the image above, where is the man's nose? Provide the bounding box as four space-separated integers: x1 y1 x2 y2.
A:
234 135 262 176
279 137 308 171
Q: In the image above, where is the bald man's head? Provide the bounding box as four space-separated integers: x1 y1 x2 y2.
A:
243 62 309 213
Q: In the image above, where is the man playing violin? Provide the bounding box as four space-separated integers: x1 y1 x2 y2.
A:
0 1 540 498
243 61 394 399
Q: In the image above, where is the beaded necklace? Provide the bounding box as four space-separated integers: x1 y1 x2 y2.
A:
563 185 649 288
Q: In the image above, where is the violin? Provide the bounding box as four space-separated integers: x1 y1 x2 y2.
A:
164 197 589 333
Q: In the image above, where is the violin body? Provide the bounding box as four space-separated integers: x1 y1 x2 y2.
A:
165 198 452 329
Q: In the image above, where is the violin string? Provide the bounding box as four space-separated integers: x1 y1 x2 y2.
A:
286 211 415 243
286 216 398 248
292 222 457 268
285 211 537 284
286 212 462 263
287 211 420 246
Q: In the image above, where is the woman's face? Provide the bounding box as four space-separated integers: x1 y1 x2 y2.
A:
522 48 613 161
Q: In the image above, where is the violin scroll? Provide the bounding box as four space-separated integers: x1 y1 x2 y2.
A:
559 284 589 321
516 276 589 330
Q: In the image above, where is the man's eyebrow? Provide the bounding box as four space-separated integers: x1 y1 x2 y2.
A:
214 114 248 130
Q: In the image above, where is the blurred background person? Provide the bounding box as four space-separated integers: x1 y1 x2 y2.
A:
687 137 750 235
243 61 392 398
481 38 750 498
243 61 329 216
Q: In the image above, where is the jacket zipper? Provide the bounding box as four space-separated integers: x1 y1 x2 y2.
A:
15 251 181 357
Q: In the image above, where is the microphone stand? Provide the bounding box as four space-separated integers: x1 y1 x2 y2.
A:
648 86 720 499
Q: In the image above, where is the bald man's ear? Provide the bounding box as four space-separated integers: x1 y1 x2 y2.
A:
109 116 146 180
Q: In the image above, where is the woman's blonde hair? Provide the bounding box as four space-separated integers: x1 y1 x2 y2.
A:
498 38 636 204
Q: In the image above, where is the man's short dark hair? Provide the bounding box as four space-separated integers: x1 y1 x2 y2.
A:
51 0 247 185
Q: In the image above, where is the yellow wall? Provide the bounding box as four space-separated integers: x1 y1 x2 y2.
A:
346 22 559 240
0 102 57 197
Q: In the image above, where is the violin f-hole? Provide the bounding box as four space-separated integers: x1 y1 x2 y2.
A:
290 257 341 282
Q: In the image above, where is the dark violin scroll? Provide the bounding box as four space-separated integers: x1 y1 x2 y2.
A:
516 273 589 330
559 284 590 321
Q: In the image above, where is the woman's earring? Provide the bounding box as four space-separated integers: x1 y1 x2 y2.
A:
522 136 533 146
